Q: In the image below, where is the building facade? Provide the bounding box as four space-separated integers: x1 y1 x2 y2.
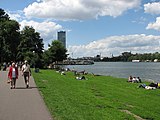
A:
57 31 66 48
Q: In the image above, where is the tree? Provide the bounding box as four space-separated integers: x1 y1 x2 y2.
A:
48 40 67 63
4 20 20 61
42 50 51 68
18 26 44 67
121 52 132 61
0 8 20 62
0 8 9 63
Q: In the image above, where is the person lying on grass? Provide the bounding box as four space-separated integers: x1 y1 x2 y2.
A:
76 76 87 80
138 82 160 90
61 71 66 75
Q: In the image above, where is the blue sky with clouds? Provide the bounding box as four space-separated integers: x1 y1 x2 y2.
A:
1 0 160 58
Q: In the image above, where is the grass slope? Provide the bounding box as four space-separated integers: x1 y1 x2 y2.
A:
33 69 160 120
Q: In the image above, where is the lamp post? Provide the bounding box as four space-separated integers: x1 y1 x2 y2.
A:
0 36 4 68
33 50 35 69
0 37 2 70
33 50 39 73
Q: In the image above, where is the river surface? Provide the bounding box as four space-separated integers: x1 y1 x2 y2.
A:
66 62 160 82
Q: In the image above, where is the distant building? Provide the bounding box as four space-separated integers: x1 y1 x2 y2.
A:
57 31 66 48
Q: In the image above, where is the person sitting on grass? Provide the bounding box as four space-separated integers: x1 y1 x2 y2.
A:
128 76 142 83
132 77 139 83
137 77 142 83
128 76 133 82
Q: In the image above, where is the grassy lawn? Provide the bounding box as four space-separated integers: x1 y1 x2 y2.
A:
33 69 160 120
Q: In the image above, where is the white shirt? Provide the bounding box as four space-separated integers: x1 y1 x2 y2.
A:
12 68 16 78
22 64 30 73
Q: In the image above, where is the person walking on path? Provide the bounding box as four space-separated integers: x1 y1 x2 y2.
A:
22 60 31 88
8 62 19 89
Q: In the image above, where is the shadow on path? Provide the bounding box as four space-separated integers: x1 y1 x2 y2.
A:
14 86 46 89
0 70 52 120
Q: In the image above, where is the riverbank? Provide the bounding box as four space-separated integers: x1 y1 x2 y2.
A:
33 69 160 120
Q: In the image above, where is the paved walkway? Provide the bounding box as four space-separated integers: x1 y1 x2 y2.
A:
0 69 53 120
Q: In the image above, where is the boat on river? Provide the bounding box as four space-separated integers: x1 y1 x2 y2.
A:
132 60 140 62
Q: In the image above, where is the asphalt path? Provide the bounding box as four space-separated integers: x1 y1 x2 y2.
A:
0 69 53 120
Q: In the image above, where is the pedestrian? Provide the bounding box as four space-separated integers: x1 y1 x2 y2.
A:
20 61 23 71
22 60 31 88
3 62 7 71
8 62 19 89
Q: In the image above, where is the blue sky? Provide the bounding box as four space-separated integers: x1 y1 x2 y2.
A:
1 0 160 58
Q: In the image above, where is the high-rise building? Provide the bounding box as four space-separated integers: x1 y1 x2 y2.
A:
57 31 66 48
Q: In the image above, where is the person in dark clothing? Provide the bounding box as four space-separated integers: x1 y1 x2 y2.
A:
149 83 158 88
137 77 142 83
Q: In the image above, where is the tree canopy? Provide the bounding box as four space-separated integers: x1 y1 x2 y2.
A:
0 8 68 68
47 40 67 63
0 8 44 66
0 8 20 62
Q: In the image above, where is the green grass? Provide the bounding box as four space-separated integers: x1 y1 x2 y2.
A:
33 69 160 120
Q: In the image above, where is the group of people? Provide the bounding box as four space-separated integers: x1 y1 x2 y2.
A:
56 67 88 80
7 60 31 89
72 69 88 80
128 75 160 90
128 76 142 83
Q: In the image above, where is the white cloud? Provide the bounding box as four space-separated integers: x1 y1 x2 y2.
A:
20 20 63 48
6 10 65 48
24 0 141 20
8 13 21 21
144 2 160 15
68 34 160 58
146 17 160 31
7 10 24 21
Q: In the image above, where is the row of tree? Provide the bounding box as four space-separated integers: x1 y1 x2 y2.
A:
101 52 160 62
0 8 67 68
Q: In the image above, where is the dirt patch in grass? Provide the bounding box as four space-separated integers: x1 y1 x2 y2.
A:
42 80 48 83
125 104 134 108
121 110 145 120
91 87 104 98
96 104 113 109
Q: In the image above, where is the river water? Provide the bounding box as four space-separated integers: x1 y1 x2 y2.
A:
66 62 160 82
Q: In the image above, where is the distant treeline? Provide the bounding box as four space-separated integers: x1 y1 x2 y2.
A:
97 52 160 62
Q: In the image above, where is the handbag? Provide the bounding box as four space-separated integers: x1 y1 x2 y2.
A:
7 78 11 84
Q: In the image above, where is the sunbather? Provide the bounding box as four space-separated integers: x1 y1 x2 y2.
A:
76 76 86 80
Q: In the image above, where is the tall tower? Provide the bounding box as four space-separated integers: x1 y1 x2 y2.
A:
57 31 66 48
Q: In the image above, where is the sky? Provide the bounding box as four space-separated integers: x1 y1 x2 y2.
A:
1 0 160 58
